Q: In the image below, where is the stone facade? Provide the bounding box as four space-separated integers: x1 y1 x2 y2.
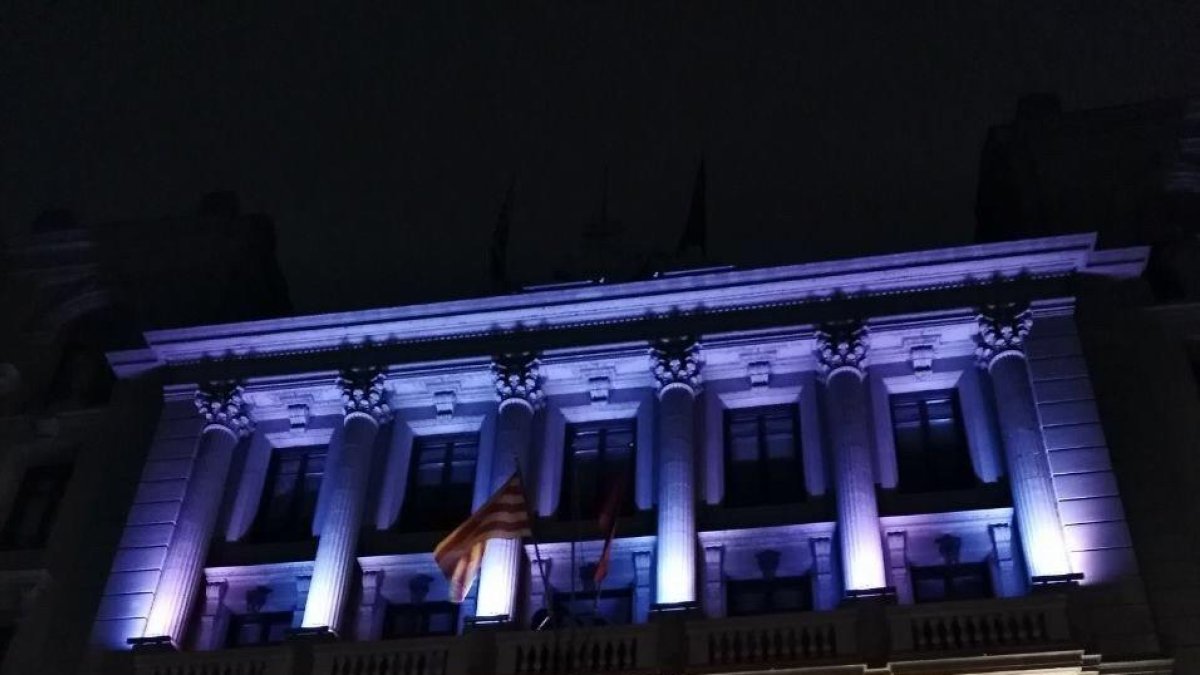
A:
77 233 1178 674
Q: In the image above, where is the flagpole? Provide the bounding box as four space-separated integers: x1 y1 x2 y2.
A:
509 447 554 628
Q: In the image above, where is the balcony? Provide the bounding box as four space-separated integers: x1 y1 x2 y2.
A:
130 595 1078 675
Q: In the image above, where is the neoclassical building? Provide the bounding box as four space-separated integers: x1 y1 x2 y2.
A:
88 234 1171 674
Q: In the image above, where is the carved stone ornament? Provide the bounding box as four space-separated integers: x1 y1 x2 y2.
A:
814 322 869 379
650 338 702 392
194 381 255 437
337 369 394 423
976 303 1033 367
492 353 545 409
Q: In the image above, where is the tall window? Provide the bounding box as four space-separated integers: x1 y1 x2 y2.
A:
226 611 293 647
727 576 812 616
724 405 804 507
912 563 992 603
0 464 72 549
384 602 460 638
252 446 326 541
552 588 632 626
890 390 977 493
401 433 478 531
561 420 636 521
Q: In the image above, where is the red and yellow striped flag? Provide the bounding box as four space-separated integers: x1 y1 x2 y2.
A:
434 472 532 603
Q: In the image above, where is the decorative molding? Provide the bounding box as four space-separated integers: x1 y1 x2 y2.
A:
492 353 544 410
747 360 771 389
336 369 394 423
815 322 869 380
976 303 1033 368
650 338 702 393
194 382 255 437
433 390 456 418
903 336 938 378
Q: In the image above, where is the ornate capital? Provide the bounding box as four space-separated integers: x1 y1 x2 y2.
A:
492 353 544 410
336 369 393 423
194 382 255 437
976 303 1033 368
650 338 702 394
814 322 869 380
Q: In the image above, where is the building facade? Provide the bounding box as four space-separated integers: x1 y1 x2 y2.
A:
75 233 1178 675
0 194 290 675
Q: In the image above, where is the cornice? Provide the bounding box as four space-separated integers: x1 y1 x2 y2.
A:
113 235 1129 371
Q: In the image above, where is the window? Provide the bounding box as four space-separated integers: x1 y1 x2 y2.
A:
384 602 460 638
727 576 812 616
1 464 72 549
890 390 976 493
252 446 326 541
723 405 804 507
226 611 293 647
400 434 479 531
912 563 992 603
551 589 632 626
560 420 636 521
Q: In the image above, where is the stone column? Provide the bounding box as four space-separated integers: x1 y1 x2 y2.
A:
977 305 1072 579
476 355 542 621
651 339 702 607
702 546 725 618
817 324 887 593
301 371 392 634
885 532 912 604
142 383 254 647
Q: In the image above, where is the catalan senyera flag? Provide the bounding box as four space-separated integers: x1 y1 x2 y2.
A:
593 472 628 585
434 472 531 603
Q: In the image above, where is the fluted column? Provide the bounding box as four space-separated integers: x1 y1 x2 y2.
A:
977 305 1072 579
476 355 542 620
651 339 701 606
142 383 254 647
301 371 392 634
817 324 887 593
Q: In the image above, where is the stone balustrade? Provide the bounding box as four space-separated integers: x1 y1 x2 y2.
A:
130 595 1077 675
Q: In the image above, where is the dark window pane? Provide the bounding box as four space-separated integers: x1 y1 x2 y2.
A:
384 602 460 638
890 390 977 494
727 576 812 616
561 420 636 521
911 563 992 603
226 612 293 648
1 464 72 550
552 589 632 626
400 434 479 531
252 446 326 541
723 405 804 507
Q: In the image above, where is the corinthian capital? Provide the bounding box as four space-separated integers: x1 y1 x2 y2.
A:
815 322 869 380
194 382 255 437
650 337 702 394
492 353 544 410
976 303 1033 368
337 369 393 423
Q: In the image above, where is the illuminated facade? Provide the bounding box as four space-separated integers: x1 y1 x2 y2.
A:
88 234 1174 674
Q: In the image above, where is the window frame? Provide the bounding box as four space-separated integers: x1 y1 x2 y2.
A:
888 389 977 494
225 611 294 648
910 562 993 603
0 463 72 550
722 404 805 508
383 601 461 638
250 445 327 542
559 419 637 522
725 575 813 616
398 432 480 532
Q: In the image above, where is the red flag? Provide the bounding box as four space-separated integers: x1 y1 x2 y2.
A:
592 473 628 585
434 473 531 603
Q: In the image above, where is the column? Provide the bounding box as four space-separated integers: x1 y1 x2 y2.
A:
810 537 837 610
651 339 702 607
141 382 254 647
885 532 912 604
301 370 392 634
977 305 1072 579
702 546 725 618
816 323 887 593
476 354 543 620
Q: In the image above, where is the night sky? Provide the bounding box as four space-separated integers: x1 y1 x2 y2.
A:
4 2 1199 314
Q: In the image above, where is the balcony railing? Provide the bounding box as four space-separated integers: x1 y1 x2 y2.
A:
129 594 1076 675
495 624 657 674
685 609 857 669
887 594 1071 654
133 644 293 675
311 635 456 675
